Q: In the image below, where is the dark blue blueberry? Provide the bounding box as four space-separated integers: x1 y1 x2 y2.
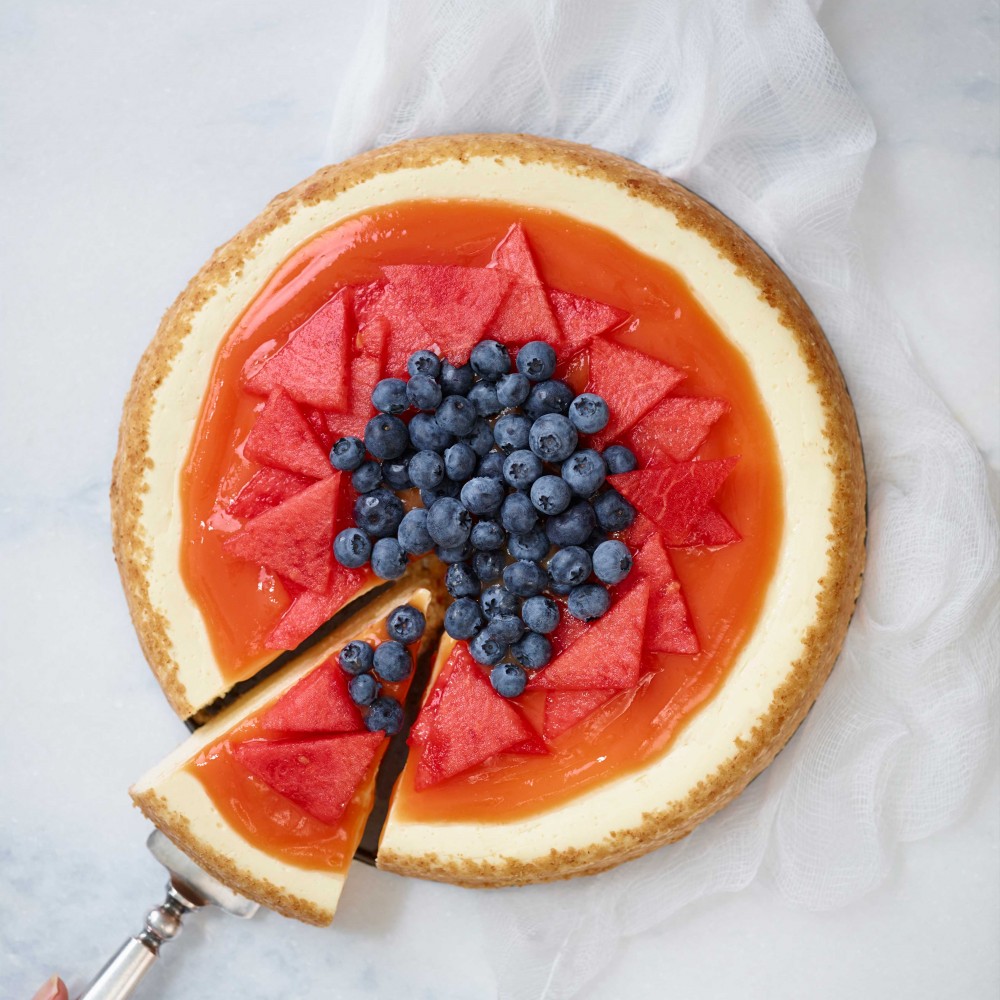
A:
435 395 478 437
426 497 472 548
334 527 371 568
547 545 592 588
473 550 505 582
591 540 633 584
406 374 443 411
444 442 478 481
593 489 636 532
476 450 506 480
529 413 578 463
354 489 405 538
330 436 365 472
440 360 474 397
500 491 538 534
493 413 532 453
490 662 528 697
468 381 502 417
408 412 454 452
504 559 548 597
397 508 433 555
381 454 412 490
503 449 543 491
408 449 445 489
471 519 506 552
366 696 404 735
567 392 610 434
582 528 609 556
461 418 495 457
436 541 473 564
521 595 560 635
407 349 442 379
364 413 409 460
549 579 573 596
348 673 380 707
372 378 409 415
445 597 485 641
339 640 375 676
511 632 552 670
351 460 383 494
561 448 607 497
507 527 550 562
516 341 557 382
470 339 511 381
545 501 596 547
371 537 407 579
496 372 531 408
419 480 461 507
446 562 480 599
603 444 637 475
530 474 572 515
469 631 507 666
568 583 611 622
387 604 426 644
525 379 574 419
460 476 506 516
373 640 412 682
486 613 525 646
481 585 519 619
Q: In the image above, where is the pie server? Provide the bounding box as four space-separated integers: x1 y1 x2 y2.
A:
76 829 258 1000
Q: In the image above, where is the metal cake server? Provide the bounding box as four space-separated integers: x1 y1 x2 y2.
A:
76 830 258 1000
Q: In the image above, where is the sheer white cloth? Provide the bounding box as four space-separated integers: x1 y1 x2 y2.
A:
327 1 1000 996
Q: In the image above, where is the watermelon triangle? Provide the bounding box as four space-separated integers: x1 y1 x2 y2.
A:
549 289 628 353
243 289 351 412
527 582 650 691
262 660 363 734
543 689 615 740
585 339 685 448
223 474 339 593
489 223 542 282
325 315 387 442
632 534 699 654
680 504 742 548
244 389 333 480
489 284 562 348
233 731 384 825
628 396 730 464
228 467 312 520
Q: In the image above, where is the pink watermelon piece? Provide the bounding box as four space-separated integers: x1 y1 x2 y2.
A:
631 534 699 654
325 315 389 441
233 731 384 825
628 396 730 464
306 409 336 453
414 643 545 789
527 582 650 691
678 504 742 548
228 467 312 520
262 660 363 734
244 389 333 480
489 284 563 347
610 458 739 546
489 223 542 282
223 474 340 593
265 562 369 650
543 690 615 740
353 281 386 331
243 289 351 412
585 339 685 448
549 289 628 352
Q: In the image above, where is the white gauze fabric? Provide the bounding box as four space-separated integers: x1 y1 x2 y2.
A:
326 1 1000 996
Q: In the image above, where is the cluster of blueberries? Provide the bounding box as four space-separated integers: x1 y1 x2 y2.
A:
330 339 639 699
340 603 426 735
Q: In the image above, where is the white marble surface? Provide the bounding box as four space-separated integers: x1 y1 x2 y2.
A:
1 1 997 998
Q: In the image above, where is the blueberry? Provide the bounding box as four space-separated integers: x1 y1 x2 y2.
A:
419 481 461 507
470 339 511 381
334 527 372 568
500 491 538 534
435 395 478 437
561 448 607 497
567 392 610 434
496 372 531 408
408 412 454 452
511 632 552 670
493 413 532 453
476 451 506 480
525 379 574 419
446 562 480 599
406 374 442 411
591 540 633 584
339 640 374 676
486 613 525 645
373 639 412 682
473 550 505 582
426 497 472 548
469 631 507 666
445 597 486 640
354 489 405 538
521 595 560 634
364 413 409 460
507 527 550 562
372 378 409 415
529 413 578 463
516 341 557 381
548 545 593 588
371 538 407 579
490 662 528 697
407 349 441 379
530 474 572 515
397 508 433 555
330 436 365 472
568 583 611 622
408 449 445 489
366 696 404 735
504 559 548 597
348 673 380 707
603 444 637 475
582 528 609 555
481 584 519 619
461 418 496 457
436 542 473 564
503 449 544 491
471 519 506 552
352 460 383 493
593 489 636 532
381 454 412 490
468 381 503 417
545 501 597 547
460 476 506 516
440 360 474 397
387 604 426 644
444 442 477 481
